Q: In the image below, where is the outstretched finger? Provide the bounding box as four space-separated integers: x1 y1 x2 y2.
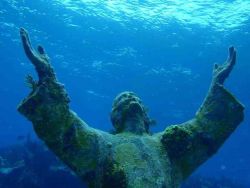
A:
20 28 40 66
220 47 237 83
20 28 55 81
213 47 237 85
37 45 46 55
227 46 236 66
226 47 236 73
228 46 234 59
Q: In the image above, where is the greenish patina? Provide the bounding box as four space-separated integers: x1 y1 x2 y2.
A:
18 28 244 188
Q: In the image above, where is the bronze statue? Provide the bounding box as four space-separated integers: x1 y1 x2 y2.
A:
18 28 244 188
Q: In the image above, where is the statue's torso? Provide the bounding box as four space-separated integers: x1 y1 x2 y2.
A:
99 133 181 188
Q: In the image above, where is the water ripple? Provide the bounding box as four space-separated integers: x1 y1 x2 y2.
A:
53 0 250 31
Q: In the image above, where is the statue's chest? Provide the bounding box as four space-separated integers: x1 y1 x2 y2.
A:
105 136 172 188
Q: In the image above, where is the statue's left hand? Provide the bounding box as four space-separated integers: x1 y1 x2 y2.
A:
212 46 236 85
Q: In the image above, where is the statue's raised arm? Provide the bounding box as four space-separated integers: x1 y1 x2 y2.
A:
160 47 244 180
18 28 111 187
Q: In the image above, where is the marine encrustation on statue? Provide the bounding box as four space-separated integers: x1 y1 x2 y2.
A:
18 28 244 188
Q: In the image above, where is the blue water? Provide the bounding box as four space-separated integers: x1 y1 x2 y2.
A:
0 0 250 186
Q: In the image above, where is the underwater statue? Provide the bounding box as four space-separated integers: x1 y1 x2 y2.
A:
18 28 244 188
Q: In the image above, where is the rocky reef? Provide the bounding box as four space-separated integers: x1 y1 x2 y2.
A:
0 139 85 188
181 175 245 188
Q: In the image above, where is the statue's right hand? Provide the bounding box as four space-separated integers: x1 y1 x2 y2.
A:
19 28 70 117
20 28 55 82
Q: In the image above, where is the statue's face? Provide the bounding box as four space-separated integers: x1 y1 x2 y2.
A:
110 91 152 134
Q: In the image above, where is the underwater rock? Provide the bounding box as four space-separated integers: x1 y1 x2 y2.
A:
0 140 86 188
182 175 246 188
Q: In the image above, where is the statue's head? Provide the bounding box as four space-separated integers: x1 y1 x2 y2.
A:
110 91 154 135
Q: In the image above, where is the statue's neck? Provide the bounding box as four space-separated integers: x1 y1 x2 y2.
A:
123 118 147 135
